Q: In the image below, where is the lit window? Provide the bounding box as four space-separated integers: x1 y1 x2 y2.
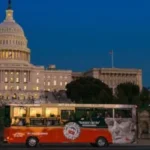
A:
16 78 19 83
24 78 27 83
4 85 8 90
60 82 62 86
16 72 19 75
11 72 13 74
48 82 50 86
5 72 8 74
37 72 39 75
10 78 14 83
4 77 8 82
36 78 39 83
24 72 26 75
48 89 50 91
53 80 56 86
34 94 37 99
36 86 39 91
65 82 67 85
24 86 27 90
16 86 19 90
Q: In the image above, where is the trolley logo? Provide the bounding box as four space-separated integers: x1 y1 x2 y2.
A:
63 122 80 140
13 132 25 138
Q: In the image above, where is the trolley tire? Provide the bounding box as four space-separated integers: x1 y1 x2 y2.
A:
95 137 108 147
26 137 39 148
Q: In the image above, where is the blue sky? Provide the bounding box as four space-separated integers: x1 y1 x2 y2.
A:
0 0 150 86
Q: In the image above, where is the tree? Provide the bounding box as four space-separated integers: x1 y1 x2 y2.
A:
140 87 150 107
66 77 113 104
115 82 140 105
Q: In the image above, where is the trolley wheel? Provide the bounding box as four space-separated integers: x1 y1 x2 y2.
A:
95 137 108 147
26 137 39 148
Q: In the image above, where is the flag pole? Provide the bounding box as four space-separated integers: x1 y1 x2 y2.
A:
111 50 114 68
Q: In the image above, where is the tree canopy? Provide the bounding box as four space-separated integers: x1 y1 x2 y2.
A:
140 87 150 107
66 77 113 104
66 77 150 107
115 82 140 105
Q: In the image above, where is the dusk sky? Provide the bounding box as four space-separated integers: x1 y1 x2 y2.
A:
0 0 150 86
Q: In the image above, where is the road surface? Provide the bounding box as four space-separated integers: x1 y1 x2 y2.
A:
0 144 150 150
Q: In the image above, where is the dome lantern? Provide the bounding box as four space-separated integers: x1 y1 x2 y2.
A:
5 0 14 22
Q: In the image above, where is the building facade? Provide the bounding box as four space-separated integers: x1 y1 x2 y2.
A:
72 68 142 92
84 68 142 91
0 2 72 100
0 1 142 101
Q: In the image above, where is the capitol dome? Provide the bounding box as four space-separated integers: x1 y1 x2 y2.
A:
0 0 30 63
0 19 25 36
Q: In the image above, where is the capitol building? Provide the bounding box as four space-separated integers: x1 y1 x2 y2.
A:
0 1 142 102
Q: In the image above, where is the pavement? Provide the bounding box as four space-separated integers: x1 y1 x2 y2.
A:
0 145 150 150
0 139 150 150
